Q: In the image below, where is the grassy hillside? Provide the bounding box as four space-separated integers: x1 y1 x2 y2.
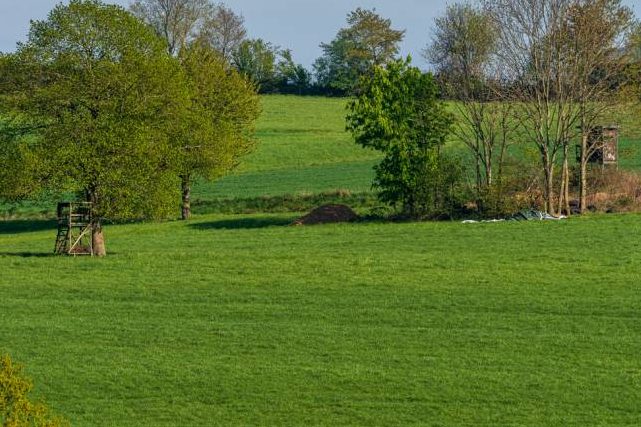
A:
194 96 379 201
1 214 641 425
3 95 641 217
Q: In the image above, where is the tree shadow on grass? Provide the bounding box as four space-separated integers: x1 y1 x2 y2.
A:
0 252 56 258
189 216 294 230
0 219 56 235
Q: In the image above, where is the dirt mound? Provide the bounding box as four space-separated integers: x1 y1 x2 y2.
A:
292 204 359 226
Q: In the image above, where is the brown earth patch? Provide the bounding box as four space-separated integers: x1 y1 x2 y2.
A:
292 204 359 226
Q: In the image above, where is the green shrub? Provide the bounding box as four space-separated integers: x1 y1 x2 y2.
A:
347 58 455 218
0 355 68 427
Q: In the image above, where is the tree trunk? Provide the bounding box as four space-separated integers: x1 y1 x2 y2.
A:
579 160 588 214
544 170 556 216
85 188 106 257
475 156 483 213
563 156 570 216
92 221 106 257
181 175 191 221
558 145 570 216
579 133 589 214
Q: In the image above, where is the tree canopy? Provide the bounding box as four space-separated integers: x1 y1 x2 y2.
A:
176 43 260 219
0 0 189 254
0 0 262 238
347 58 455 217
232 38 278 90
314 8 405 94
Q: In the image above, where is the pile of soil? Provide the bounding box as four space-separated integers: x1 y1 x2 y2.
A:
292 204 359 226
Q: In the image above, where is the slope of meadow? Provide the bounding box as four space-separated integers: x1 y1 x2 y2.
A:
2 95 641 425
192 95 379 201
1 214 641 425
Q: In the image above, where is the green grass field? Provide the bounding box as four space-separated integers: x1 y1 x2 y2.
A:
2 214 641 425
2 95 641 425
198 96 641 200
193 96 379 201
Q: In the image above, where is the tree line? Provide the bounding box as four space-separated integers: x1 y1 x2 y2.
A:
125 0 408 96
347 0 641 219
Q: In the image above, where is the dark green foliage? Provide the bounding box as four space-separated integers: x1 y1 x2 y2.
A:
232 38 278 91
1 355 68 427
347 58 456 217
314 8 405 94
275 50 313 95
232 41 315 95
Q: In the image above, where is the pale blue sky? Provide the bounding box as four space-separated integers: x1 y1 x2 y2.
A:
1 0 640 68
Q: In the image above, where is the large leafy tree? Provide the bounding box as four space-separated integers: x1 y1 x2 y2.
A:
0 0 187 255
131 0 259 219
314 8 405 94
176 43 260 220
347 58 455 217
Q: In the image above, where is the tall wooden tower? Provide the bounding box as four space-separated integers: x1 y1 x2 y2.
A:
54 202 94 256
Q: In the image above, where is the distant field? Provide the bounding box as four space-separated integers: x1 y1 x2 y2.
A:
3 95 641 217
1 213 641 425
193 95 379 201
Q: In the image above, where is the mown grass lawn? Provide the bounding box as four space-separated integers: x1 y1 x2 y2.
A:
2 213 641 425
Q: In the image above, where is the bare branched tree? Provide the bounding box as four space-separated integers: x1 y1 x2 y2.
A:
199 3 247 63
564 0 635 213
484 0 582 215
426 3 517 215
130 0 213 55
481 0 636 215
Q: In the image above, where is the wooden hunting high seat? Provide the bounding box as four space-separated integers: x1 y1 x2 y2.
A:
54 202 93 256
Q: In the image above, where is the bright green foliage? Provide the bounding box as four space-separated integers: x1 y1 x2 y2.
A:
314 8 405 94
347 59 456 217
178 44 260 180
176 43 260 218
0 0 187 221
0 355 68 427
